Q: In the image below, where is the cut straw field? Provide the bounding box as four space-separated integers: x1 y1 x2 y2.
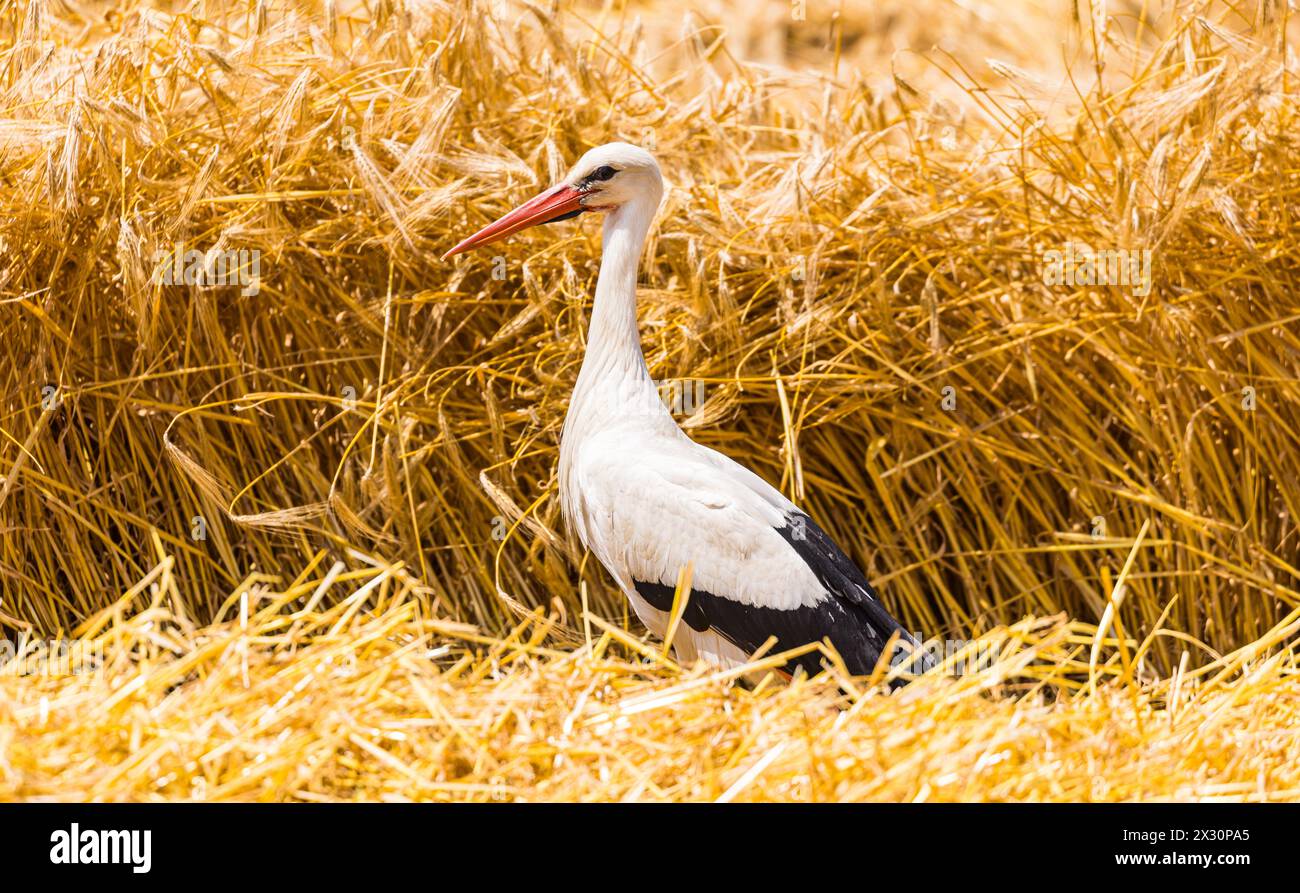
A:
1 0 1299 801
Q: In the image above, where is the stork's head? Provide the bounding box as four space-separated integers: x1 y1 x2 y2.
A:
442 142 663 259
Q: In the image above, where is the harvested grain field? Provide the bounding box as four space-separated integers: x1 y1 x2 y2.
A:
1 0 1298 801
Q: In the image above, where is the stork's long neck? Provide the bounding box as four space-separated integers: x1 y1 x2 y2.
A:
567 194 670 432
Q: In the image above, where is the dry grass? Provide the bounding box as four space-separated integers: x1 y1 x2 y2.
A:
1 0 1299 800
4 551 1299 801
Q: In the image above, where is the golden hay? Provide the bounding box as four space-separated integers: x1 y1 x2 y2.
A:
2 0 1300 800
2 550 1299 801
0 551 1294 805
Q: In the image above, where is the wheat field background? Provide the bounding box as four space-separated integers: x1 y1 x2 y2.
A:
1 0 1298 801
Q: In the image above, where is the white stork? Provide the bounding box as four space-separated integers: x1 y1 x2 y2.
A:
445 143 926 681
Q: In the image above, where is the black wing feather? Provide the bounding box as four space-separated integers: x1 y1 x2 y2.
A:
633 511 927 679
775 512 917 646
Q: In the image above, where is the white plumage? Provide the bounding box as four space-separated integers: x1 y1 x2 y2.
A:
446 143 924 680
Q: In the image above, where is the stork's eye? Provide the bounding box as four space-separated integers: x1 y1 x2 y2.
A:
589 165 617 181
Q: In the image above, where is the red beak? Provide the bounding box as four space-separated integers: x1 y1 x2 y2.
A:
442 183 588 259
